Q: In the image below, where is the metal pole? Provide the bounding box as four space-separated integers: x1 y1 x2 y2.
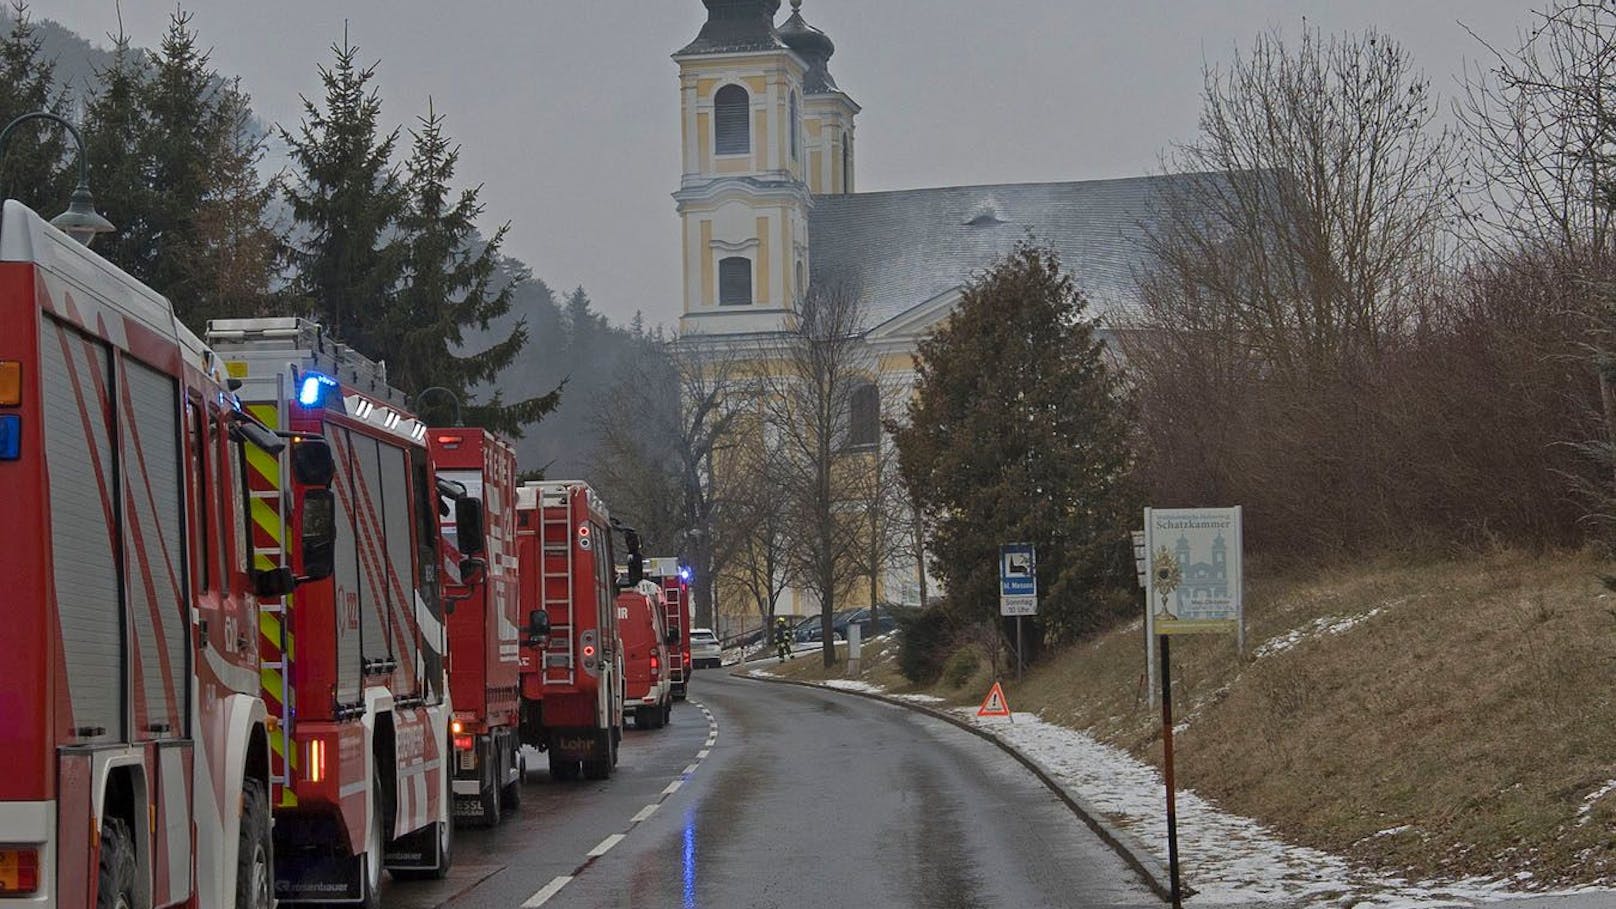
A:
0 111 92 189
415 386 462 426
1016 616 1024 682
1160 634 1182 908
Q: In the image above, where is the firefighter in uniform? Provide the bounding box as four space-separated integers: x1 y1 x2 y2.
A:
774 616 793 661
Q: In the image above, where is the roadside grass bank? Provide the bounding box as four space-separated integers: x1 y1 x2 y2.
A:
759 549 1616 890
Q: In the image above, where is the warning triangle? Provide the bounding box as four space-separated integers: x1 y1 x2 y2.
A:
977 681 1012 717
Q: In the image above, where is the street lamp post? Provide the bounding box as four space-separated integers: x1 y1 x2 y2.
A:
415 386 463 427
0 111 116 246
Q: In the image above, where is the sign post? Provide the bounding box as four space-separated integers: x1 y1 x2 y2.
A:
1143 507 1244 909
1132 530 1155 708
998 543 1037 681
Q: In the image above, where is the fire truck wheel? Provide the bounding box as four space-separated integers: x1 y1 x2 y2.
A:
96 816 136 909
360 782 384 909
548 751 580 782
581 757 610 781
501 755 523 810
476 783 502 827
235 779 273 909
662 699 673 726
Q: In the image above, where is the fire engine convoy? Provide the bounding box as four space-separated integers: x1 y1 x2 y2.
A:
646 558 695 700
429 429 524 826
2 200 697 907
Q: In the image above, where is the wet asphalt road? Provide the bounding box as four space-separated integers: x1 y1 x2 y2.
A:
512 670 1158 909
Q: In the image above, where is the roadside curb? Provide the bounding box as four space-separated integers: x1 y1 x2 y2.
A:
732 668 1174 904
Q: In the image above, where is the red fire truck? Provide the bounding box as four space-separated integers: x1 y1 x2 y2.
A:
429 429 523 826
515 481 629 781
617 583 673 729
0 200 333 909
207 318 465 904
645 558 693 700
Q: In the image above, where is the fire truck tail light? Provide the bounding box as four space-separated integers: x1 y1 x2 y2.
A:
0 361 20 406
583 644 596 658
306 739 326 784
451 720 463 735
454 735 474 752
0 846 40 895
0 415 19 461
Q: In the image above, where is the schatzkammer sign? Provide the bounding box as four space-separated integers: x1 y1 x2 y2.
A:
1144 507 1243 636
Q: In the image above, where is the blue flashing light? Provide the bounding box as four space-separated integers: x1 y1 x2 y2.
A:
679 567 692 582
0 414 19 461
297 372 338 408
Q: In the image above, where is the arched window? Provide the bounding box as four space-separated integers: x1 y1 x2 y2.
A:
719 256 753 306
714 84 750 156
790 91 800 162
848 382 879 449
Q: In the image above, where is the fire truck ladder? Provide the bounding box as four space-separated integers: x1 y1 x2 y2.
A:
257 380 294 792
541 496 576 687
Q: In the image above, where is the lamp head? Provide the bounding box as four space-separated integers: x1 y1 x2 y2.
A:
50 182 115 246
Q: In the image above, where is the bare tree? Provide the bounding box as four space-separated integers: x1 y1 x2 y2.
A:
756 284 880 667
591 338 738 627
847 377 914 634
714 432 794 639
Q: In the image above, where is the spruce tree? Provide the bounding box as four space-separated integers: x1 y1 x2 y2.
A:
81 34 152 277
392 101 557 435
894 242 1137 642
191 79 282 321
281 31 405 355
0 2 69 214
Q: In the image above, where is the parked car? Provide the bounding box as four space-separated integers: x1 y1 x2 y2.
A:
690 627 724 669
843 607 900 640
796 610 859 643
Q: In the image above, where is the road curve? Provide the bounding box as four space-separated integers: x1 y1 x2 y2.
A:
538 669 1161 909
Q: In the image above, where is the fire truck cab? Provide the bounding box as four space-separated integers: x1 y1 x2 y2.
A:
515 481 628 781
207 317 464 905
429 429 523 827
0 200 334 909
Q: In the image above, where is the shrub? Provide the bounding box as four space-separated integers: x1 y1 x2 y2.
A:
896 604 954 685
942 646 980 689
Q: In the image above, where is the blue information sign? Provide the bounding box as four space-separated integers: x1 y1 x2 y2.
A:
999 543 1037 616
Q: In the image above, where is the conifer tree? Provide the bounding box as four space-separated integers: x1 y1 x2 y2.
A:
894 243 1136 643
281 31 405 355
191 79 282 321
392 102 557 435
0 2 69 214
81 34 152 276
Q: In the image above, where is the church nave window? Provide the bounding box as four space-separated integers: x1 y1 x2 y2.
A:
719 256 753 306
715 84 751 156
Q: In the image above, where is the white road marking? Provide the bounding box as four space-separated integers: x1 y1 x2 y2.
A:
587 834 625 858
631 803 659 823
696 749 710 759
663 779 683 795
683 763 700 775
521 876 573 907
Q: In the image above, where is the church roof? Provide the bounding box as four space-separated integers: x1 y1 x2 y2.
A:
676 0 789 57
807 175 1190 328
777 1 838 93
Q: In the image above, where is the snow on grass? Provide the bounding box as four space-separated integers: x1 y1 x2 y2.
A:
951 708 1608 907
1577 780 1616 827
1254 607 1387 659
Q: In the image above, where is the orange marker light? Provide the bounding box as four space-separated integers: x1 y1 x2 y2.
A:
0 361 19 407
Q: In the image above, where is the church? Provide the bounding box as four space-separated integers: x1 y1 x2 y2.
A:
672 0 1173 618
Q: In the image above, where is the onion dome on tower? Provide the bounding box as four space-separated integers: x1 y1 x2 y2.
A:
776 0 839 93
677 0 787 56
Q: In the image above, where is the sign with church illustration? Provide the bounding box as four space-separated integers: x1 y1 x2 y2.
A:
1143 507 1244 636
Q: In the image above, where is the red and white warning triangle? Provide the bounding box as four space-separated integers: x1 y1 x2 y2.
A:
977 681 1012 718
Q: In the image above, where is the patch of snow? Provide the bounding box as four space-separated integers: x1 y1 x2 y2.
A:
889 693 946 705
1577 780 1616 826
1375 825 1413 838
1255 607 1386 659
821 679 882 693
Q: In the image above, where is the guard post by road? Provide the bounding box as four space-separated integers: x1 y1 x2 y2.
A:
999 543 1037 681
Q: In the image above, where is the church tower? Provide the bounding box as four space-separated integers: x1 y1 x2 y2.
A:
674 0 856 336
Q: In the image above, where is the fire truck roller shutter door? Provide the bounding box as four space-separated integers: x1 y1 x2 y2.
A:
354 435 394 671
377 442 421 697
119 356 188 741
39 316 122 741
331 427 365 704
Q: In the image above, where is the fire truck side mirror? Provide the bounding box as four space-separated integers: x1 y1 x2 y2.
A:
252 567 297 599
292 437 337 488
526 609 550 646
458 557 487 584
455 497 487 556
300 489 337 581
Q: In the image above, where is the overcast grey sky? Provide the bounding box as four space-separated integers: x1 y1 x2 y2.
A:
43 1 1534 327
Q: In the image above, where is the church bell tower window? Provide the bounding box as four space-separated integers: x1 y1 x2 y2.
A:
715 84 751 156
719 256 754 306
